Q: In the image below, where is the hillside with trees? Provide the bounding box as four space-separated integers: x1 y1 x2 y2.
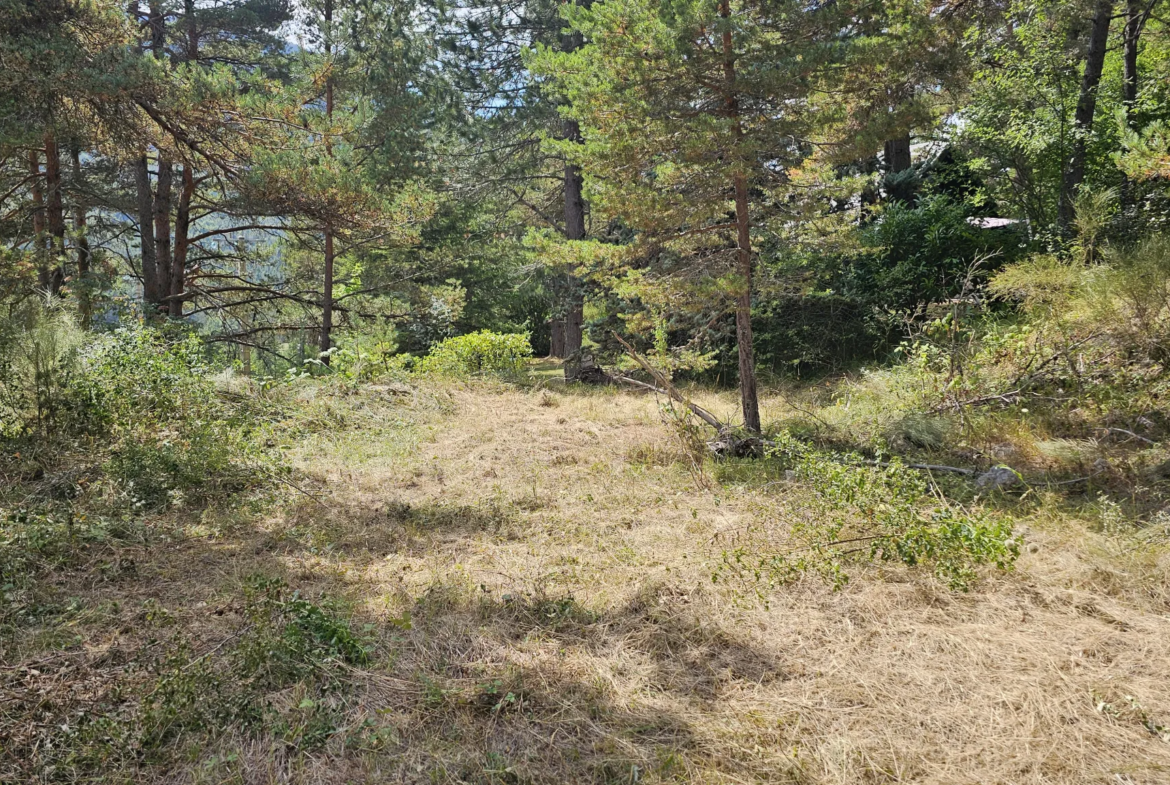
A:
2 1 1170 782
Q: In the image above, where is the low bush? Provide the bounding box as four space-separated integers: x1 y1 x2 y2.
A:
715 432 1020 594
415 330 533 376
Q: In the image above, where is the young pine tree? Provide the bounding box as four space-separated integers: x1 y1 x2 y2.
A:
531 0 875 432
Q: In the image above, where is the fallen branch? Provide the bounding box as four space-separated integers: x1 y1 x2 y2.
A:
871 460 978 476
1100 427 1156 446
610 333 725 431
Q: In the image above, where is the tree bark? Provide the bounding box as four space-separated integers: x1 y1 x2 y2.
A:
1060 0 1114 230
320 0 335 363
557 8 588 369
154 159 173 301
29 150 49 291
167 0 198 318
562 117 586 369
1123 0 1142 119
182 0 198 61
549 320 566 359
70 146 92 326
43 134 66 295
721 0 761 433
171 164 193 317
134 153 161 309
884 135 912 173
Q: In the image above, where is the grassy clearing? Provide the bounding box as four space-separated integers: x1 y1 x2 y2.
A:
2 369 1170 784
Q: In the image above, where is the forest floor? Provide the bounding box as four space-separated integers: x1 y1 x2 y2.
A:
6 372 1170 784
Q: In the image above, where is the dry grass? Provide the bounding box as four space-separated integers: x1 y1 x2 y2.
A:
4 376 1170 784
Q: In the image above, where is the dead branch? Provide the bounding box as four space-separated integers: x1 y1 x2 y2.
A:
610 332 725 431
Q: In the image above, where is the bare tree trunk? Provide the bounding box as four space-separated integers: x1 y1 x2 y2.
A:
167 0 198 318
43 134 66 294
549 320 566 359
29 149 49 291
134 154 161 309
320 0 335 363
884 135 912 173
721 0 761 433
128 1 160 311
1123 0 1142 119
170 165 193 317
154 160 173 302
556 9 588 369
70 146 92 325
1060 0 1114 230
563 118 586 370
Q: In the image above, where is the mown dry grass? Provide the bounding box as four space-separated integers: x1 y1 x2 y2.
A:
4 375 1170 784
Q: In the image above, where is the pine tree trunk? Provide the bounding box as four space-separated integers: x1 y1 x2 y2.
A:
558 11 588 371
563 118 586 371
171 164 193 317
321 230 335 360
549 320 566 359
1060 0 1114 230
29 150 49 291
134 154 161 309
154 159 173 302
320 0 335 364
733 174 760 434
721 0 761 433
70 146 92 326
169 0 198 318
1123 0 1141 118
43 134 66 294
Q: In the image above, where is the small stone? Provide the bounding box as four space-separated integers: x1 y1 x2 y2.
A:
976 465 1022 490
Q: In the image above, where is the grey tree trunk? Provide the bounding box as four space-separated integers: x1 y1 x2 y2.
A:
134 154 161 309
43 133 66 295
70 146 92 326
1060 0 1114 230
320 0 335 363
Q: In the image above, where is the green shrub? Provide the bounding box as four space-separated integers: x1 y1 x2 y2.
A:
415 330 532 376
106 425 255 511
236 576 372 689
715 433 1020 594
0 301 85 437
64 326 215 433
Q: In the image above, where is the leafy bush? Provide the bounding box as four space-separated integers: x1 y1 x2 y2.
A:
64 326 216 433
842 194 1026 312
715 433 1020 594
236 576 372 689
106 426 255 511
415 330 533 376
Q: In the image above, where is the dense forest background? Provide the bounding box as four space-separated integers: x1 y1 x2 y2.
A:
4 0 1168 400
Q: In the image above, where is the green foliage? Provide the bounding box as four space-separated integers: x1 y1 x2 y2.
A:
64 327 214 433
415 330 533 376
0 299 86 437
236 576 372 690
842 195 1026 312
715 433 1020 594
